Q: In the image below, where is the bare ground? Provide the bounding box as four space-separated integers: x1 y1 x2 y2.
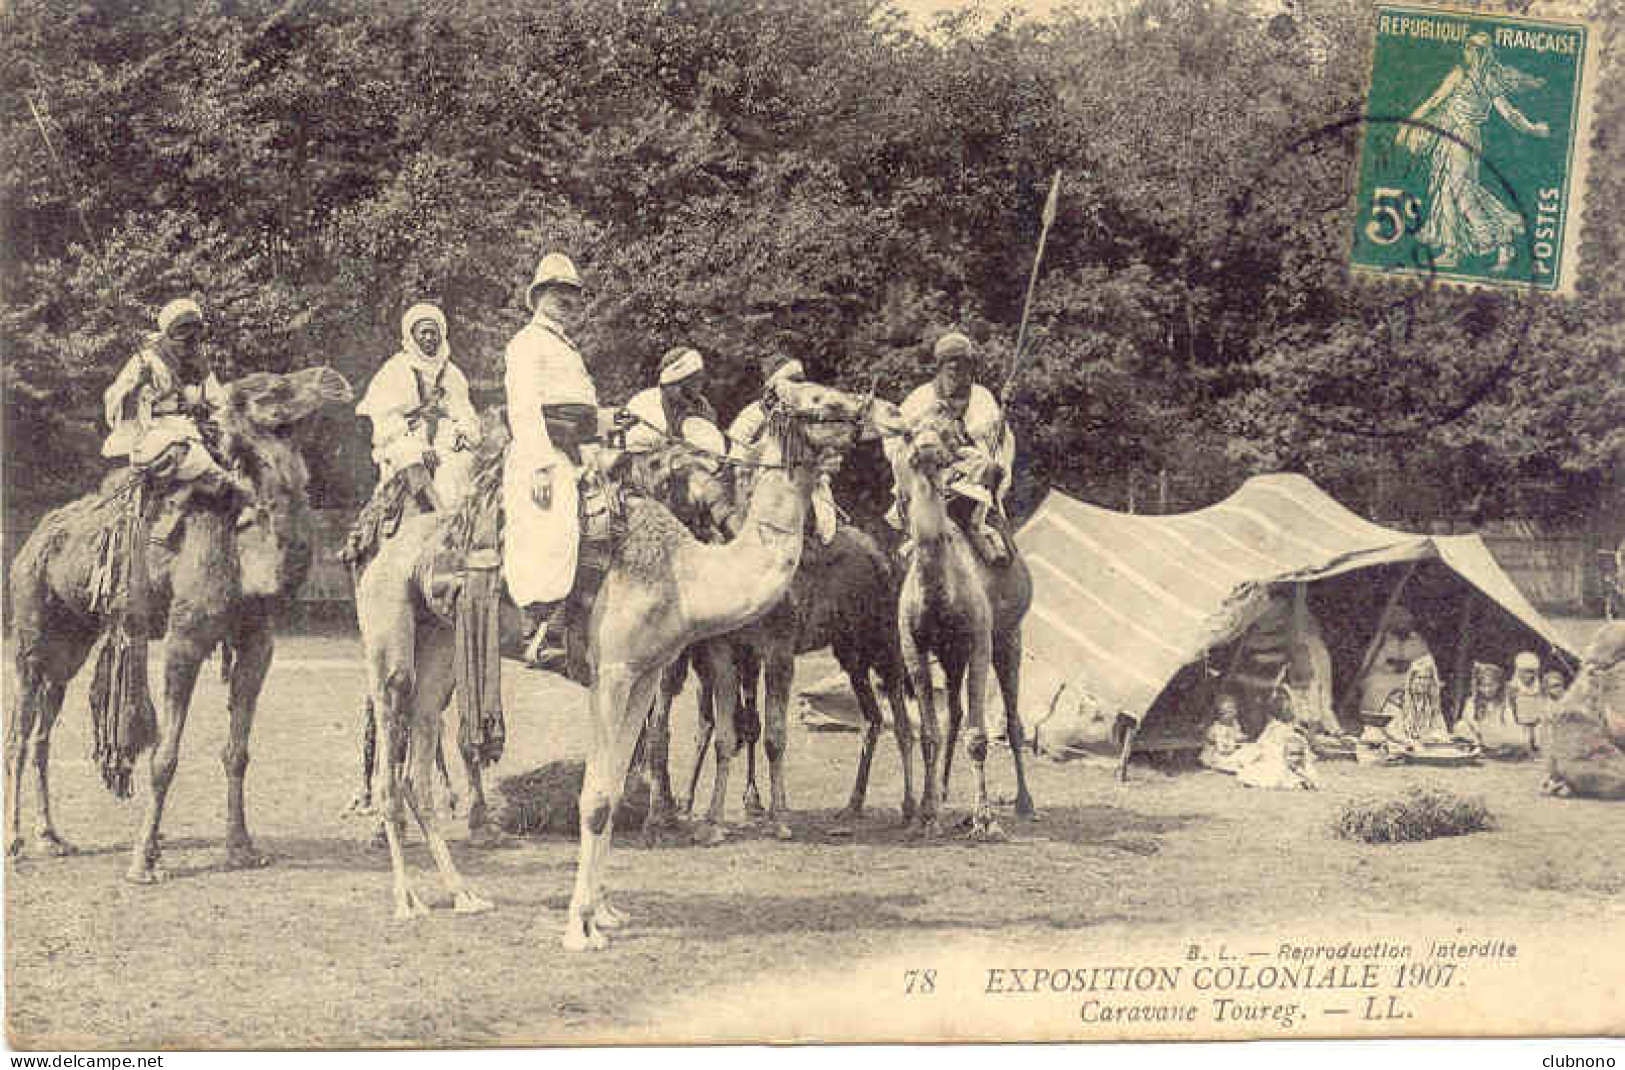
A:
5 624 1622 1048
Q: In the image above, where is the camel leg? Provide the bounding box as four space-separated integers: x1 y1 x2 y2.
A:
343 697 379 816
221 610 274 869
127 630 214 884
376 661 429 920
434 728 459 818
405 638 490 915
737 645 765 817
761 644 796 841
459 727 498 846
641 653 687 841
10 626 95 858
903 629 941 837
6 654 39 858
834 656 884 828
563 663 656 950
884 670 917 826
943 645 966 804
683 703 713 816
994 630 1036 818
696 647 739 846
959 635 1004 842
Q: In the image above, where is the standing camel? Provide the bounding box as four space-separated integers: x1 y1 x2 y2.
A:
7 367 352 881
353 379 871 948
892 412 1034 839
664 520 916 842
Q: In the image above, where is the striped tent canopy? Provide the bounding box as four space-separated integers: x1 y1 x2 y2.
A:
1015 473 1577 731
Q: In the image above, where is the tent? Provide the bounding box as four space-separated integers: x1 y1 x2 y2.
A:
1014 474 1580 759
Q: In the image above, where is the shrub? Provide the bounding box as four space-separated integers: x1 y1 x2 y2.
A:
1332 787 1494 845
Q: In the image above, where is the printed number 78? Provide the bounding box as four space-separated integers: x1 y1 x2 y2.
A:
1366 187 1423 246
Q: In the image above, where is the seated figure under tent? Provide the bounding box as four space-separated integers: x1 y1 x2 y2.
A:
1199 693 1249 773
1508 651 1550 752
1356 603 1434 721
1223 586 1344 741
1375 655 1454 751
1235 709 1321 791
1453 661 1530 757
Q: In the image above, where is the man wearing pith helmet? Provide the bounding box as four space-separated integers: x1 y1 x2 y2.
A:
502 251 600 670
102 297 251 506
888 329 1015 557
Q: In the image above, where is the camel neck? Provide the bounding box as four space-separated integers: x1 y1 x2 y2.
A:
679 427 817 638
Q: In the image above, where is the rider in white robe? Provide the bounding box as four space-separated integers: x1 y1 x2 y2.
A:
355 303 480 509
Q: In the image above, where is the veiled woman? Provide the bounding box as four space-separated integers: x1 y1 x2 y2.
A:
1397 32 1550 271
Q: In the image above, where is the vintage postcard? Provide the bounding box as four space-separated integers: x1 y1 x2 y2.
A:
2 0 1621 1056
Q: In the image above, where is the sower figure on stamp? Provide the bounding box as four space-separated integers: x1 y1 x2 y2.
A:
1398 31 1549 272
503 252 606 672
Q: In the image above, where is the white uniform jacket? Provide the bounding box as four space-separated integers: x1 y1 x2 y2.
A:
502 311 597 605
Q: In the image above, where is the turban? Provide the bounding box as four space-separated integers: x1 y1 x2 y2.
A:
158 298 203 337
659 346 704 385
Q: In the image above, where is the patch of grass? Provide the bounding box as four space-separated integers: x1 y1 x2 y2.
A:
1332 787 1494 844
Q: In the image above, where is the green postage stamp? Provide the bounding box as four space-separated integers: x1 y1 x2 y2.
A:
1351 5 1599 295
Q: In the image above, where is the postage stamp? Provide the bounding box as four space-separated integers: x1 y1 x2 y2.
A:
1351 5 1599 295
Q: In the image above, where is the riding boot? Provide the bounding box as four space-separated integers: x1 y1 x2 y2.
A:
522 601 571 673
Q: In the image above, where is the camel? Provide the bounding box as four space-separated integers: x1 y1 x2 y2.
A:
891 411 1034 839
7 367 352 881
352 378 871 947
658 520 916 842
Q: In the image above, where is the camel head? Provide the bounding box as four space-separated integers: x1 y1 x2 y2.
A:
760 379 871 475
211 367 354 598
893 408 966 490
625 438 735 542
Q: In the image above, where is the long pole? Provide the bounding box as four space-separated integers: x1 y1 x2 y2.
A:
1001 170 1062 409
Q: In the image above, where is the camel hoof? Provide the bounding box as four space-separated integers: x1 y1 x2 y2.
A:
394 890 432 921
1015 796 1038 820
366 825 389 851
125 865 168 885
692 822 728 847
969 811 1008 843
772 821 794 842
914 817 943 841
454 890 494 915
225 844 271 870
743 791 766 819
596 900 629 931
466 822 508 849
342 793 376 817
38 831 78 857
562 920 610 952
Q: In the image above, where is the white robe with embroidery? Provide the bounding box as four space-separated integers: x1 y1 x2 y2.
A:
356 353 480 508
502 312 597 605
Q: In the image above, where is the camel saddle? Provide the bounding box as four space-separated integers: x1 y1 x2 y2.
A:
338 462 440 570
430 440 632 689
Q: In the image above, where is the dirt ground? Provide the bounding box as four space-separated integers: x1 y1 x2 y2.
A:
5 622 1621 1048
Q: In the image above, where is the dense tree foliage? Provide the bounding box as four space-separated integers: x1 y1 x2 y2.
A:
2 0 1618 526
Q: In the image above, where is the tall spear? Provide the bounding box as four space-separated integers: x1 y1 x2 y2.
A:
997 170 1061 441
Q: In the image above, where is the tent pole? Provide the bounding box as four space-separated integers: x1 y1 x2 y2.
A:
1449 593 1476 727
1341 560 1420 722
1116 716 1138 782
